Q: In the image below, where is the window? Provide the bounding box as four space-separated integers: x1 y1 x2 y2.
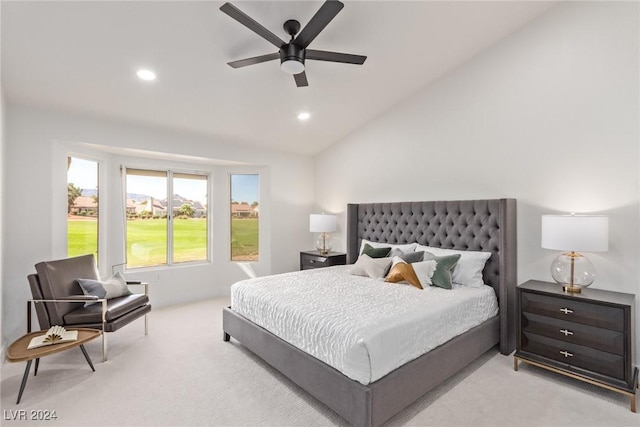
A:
230 174 259 261
67 156 99 259
125 168 208 268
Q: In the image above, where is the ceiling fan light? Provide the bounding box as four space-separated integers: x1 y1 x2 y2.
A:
281 59 305 75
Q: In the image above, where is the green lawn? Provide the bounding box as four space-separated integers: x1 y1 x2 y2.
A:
68 217 258 266
67 220 98 259
231 218 259 261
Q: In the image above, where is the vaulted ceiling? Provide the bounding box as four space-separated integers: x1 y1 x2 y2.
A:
2 1 556 155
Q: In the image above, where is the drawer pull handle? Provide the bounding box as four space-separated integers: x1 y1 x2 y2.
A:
560 308 574 315
560 350 574 358
560 329 574 336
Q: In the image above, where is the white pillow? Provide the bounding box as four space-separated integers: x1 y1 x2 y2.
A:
351 254 392 279
359 239 417 255
415 245 491 288
412 260 438 287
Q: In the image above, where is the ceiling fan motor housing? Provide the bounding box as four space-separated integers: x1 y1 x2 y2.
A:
280 43 305 67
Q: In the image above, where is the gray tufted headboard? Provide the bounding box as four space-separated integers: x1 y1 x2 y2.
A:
346 199 517 354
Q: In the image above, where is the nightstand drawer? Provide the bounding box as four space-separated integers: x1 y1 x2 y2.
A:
300 251 346 270
522 332 625 380
302 255 329 269
521 312 624 355
521 292 624 331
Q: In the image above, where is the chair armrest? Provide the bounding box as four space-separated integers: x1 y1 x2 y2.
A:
30 296 105 303
59 295 99 301
126 282 149 296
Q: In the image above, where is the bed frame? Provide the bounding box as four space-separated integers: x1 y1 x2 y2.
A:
223 199 517 426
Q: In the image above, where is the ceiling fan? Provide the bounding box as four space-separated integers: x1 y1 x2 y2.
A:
220 0 367 87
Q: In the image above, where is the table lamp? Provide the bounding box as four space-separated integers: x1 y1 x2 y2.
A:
541 214 608 293
310 213 337 255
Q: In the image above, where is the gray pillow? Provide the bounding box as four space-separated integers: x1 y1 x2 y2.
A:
76 272 132 306
351 254 392 279
389 249 424 264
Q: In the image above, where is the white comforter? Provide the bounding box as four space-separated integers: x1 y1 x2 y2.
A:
231 265 498 385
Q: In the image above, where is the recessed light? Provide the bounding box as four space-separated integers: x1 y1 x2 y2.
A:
297 112 310 121
136 69 156 81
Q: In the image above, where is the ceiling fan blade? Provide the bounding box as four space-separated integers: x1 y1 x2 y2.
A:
227 53 280 69
294 0 344 49
220 2 286 49
306 49 366 65
294 71 309 87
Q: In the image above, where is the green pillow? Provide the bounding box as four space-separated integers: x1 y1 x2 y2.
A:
362 243 392 259
422 252 461 289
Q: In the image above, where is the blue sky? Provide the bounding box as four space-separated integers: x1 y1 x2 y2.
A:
68 157 259 204
231 174 259 204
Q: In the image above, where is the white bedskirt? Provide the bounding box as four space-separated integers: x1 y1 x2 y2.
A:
231 265 498 385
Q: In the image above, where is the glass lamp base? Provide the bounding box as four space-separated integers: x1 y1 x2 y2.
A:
315 233 332 255
551 252 596 293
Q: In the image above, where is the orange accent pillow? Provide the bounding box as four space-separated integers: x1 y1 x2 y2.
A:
385 262 423 290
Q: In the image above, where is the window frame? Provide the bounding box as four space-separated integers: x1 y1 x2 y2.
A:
65 153 104 264
123 165 211 270
228 172 261 263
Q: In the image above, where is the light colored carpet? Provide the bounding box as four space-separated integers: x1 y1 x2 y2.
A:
1 298 638 426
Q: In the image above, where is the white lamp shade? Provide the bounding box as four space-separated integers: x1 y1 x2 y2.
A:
310 214 337 233
541 215 609 252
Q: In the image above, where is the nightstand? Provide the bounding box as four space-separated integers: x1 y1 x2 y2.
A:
300 250 346 270
514 280 638 412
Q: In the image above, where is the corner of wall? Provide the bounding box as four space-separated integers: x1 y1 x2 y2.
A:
0 7 6 359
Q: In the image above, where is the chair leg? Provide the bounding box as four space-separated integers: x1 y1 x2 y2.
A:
34 358 40 376
102 331 107 362
144 313 148 335
101 300 107 362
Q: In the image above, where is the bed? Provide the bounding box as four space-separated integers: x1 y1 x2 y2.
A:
223 199 517 426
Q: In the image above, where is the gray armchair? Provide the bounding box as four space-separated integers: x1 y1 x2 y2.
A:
27 254 151 361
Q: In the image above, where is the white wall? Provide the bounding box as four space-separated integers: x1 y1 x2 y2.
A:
0 86 5 358
315 2 640 356
2 104 314 344
0 0 5 356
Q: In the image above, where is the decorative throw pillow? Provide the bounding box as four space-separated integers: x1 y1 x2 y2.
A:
351 254 392 279
361 243 391 259
385 262 423 289
415 245 491 288
389 249 424 264
412 260 439 287
420 252 461 289
76 272 132 306
359 240 417 255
